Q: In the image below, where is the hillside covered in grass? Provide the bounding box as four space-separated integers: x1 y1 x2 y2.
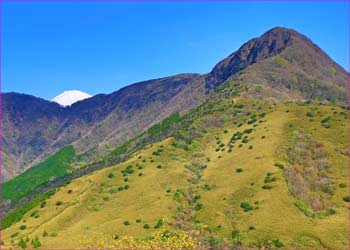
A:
2 77 349 248
1 27 349 249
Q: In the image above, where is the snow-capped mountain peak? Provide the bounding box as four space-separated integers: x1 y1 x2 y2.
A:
51 90 92 107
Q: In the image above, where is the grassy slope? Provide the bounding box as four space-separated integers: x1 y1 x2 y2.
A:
2 100 348 248
2 146 75 202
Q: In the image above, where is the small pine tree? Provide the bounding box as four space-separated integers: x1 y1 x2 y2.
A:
31 236 41 248
18 238 27 249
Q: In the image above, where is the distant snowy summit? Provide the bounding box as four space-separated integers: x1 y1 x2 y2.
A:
51 90 92 107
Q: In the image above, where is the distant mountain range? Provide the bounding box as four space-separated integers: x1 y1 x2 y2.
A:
2 27 348 181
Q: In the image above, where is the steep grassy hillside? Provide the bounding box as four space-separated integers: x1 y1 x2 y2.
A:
2 90 348 248
2 27 349 249
2 146 75 203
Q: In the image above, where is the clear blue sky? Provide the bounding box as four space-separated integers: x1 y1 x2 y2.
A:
1 1 349 100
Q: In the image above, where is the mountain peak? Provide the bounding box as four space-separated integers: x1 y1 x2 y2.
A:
264 26 295 35
51 90 92 107
205 27 312 89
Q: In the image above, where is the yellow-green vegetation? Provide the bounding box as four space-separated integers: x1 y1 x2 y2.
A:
2 97 349 248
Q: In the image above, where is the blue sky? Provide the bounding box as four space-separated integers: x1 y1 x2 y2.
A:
2 1 349 100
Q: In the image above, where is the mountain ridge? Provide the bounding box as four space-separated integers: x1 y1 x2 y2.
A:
2 26 348 181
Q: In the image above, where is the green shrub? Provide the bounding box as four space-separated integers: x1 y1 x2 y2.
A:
125 168 134 174
18 238 27 249
195 203 203 211
273 239 284 248
235 168 243 173
30 210 39 217
274 163 284 169
40 201 47 209
231 229 240 239
154 219 164 229
138 173 143 176
43 230 48 237
248 226 255 230
339 183 347 188
328 208 336 215
157 164 162 169
55 201 63 206
240 202 253 212
321 117 331 123
262 184 272 190
19 225 27 230
242 138 249 143
67 189 73 194
244 128 253 134
343 195 350 202
123 220 130 226
264 174 276 183
31 236 41 248
248 145 253 150
202 184 214 190
136 219 141 223
11 232 19 238
143 223 150 229
294 199 315 217
103 194 111 201
107 173 114 178
109 186 119 193
247 119 257 124
322 124 331 128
